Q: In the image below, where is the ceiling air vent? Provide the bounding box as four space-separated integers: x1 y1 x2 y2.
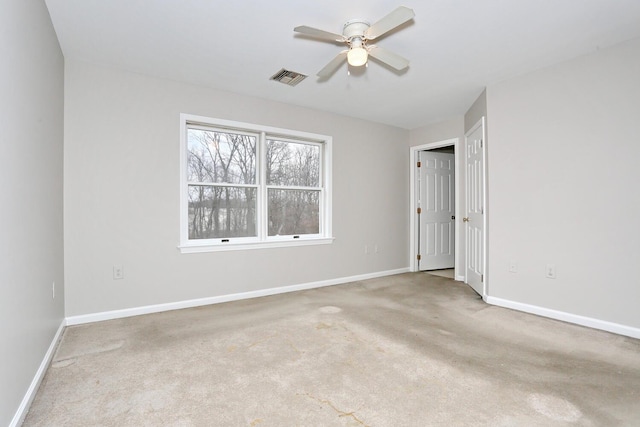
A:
270 69 307 87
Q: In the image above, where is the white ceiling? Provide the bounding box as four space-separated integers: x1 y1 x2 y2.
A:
45 0 640 130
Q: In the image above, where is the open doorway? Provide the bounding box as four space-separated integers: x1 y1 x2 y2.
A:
409 138 461 279
409 118 487 298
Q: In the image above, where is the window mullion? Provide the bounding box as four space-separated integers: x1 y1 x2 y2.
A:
259 132 268 241
266 185 322 191
188 182 258 189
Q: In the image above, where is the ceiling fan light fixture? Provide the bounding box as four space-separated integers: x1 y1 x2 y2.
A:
347 46 368 66
347 38 368 66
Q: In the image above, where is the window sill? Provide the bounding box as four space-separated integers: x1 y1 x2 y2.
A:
178 237 335 254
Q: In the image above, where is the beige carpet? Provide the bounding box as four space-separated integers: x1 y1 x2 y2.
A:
24 273 640 426
426 269 455 279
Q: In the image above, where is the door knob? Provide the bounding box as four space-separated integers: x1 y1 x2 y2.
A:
463 217 470 222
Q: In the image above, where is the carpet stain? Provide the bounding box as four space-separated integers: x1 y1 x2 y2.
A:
285 337 303 355
88 339 125 354
250 419 263 426
248 333 278 348
319 306 342 313
299 392 368 426
56 338 126 360
527 393 582 422
51 358 76 368
316 322 332 330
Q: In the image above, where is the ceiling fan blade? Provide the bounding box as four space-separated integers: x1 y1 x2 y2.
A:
294 25 345 42
368 45 410 70
317 50 348 78
365 6 415 40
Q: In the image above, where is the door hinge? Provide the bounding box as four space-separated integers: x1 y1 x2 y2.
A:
481 274 484 282
480 139 483 148
417 207 422 214
417 254 422 261
417 161 421 168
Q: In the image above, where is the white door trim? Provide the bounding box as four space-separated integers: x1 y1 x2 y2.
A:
409 138 460 274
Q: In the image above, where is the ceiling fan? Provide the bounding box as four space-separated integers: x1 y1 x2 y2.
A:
294 6 415 78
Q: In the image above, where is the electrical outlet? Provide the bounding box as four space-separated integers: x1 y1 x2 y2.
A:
545 264 556 279
374 244 379 253
364 245 369 255
52 282 55 299
113 265 124 280
509 261 517 273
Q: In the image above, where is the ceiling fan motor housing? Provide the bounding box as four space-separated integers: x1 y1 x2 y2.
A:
342 20 370 40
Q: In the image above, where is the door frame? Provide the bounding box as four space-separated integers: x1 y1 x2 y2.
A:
409 138 460 274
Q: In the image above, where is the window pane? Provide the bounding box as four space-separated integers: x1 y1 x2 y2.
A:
188 185 256 239
268 189 319 236
188 129 256 184
266 140 320 187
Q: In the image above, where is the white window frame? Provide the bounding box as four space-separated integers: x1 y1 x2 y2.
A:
179 114 333 253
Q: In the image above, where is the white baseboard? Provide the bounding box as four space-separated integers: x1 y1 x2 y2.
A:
66 268 410 326
486 296 640 339
10 319 66 427
455 275 465 282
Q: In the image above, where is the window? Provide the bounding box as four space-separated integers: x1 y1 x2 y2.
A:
179 114 332 252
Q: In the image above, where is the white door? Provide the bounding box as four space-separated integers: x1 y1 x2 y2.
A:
464 119 486 296
418 151 455 271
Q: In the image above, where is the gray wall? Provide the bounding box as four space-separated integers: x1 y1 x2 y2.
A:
0 0 65 425
410 117 465 146
464 90 487 133
486 38 640 328
63 61 410 316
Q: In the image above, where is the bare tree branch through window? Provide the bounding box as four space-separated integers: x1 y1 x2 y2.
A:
182 118 329 246
187 129 257 239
